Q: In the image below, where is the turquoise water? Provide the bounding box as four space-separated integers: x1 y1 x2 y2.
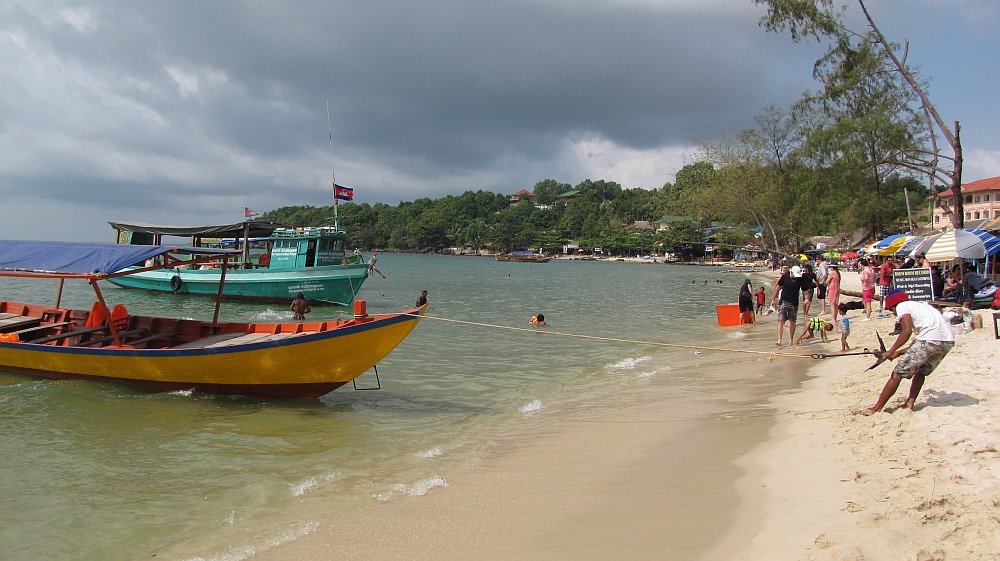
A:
0 255 784 560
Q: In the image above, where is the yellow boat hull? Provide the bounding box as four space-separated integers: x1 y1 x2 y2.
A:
0 308 424 399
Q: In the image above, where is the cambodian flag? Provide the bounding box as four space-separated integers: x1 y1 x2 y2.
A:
244 207 259 218
334 184 354 201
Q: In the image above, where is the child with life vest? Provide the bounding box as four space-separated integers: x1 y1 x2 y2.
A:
795 316 834 346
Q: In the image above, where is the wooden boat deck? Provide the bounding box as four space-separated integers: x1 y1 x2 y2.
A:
0 313 42 333
173 331 317 349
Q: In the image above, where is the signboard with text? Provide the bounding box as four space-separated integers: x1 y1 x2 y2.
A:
891 267 934 301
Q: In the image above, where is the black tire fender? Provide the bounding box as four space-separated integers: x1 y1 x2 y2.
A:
170 275 183 292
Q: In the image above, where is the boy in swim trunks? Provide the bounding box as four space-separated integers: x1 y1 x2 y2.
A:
866 289 955 414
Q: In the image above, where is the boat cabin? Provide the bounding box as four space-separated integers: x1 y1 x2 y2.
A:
109 221 362 269
269 226 354 269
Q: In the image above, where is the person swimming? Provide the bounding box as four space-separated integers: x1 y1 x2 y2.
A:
529 314 546 326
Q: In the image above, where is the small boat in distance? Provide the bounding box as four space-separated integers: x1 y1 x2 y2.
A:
107 220 374 305
0 240 423 399
496 250 551 263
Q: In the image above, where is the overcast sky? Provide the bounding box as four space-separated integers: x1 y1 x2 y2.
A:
2 0 998 242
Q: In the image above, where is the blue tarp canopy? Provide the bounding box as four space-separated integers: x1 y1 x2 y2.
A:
0 241 238 276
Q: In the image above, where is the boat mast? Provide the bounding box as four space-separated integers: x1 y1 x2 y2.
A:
327 98 340 232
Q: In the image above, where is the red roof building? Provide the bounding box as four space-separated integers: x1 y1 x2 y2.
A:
932 176 1000 227
509 189 536 206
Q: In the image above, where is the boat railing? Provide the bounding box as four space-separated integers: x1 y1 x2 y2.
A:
271 226 344 238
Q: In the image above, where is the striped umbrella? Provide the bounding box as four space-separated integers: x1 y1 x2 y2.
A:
910 233 942 257
922 229 987 261
969 229 1000 256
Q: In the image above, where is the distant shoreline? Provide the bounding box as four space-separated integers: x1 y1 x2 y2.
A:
381 249 769 267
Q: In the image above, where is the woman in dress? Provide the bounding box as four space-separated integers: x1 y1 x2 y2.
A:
827 265 842 324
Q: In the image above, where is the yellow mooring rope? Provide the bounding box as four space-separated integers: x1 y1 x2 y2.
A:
404 312 820 362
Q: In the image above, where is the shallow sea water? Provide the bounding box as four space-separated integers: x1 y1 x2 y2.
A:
0 254 792 560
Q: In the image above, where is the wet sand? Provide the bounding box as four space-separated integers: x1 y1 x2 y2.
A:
255 330 806 560
258 269 999 560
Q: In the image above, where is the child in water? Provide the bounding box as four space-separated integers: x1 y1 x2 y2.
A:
795 316 834 346
290 293 311 320
837 302 850 352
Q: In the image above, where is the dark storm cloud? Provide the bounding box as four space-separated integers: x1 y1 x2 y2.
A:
4 1 994 242
42 0 806 168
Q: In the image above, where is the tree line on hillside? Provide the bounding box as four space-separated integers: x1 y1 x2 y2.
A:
258 162 929 257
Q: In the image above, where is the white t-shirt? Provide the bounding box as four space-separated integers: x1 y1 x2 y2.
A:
816 261 830 283
895 301 955 342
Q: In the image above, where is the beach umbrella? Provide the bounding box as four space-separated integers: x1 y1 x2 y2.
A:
969 229 1000 257
910 233 942 257
896 236 925 257
876 235 912 256
922 229 987 261
839 251 858 260
873 233 907 249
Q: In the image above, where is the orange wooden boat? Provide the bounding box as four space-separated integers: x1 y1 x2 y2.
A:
0 241 424 398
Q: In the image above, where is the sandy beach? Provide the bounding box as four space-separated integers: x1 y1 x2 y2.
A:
714 269 1000 561
257 267 999 561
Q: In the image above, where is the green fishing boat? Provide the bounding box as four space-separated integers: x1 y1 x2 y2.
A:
107 221 376 305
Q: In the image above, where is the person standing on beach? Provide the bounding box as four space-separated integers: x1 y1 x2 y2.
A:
866 289 954 414
815 255 830 315
878 257 897 317
771 266 801 346
828 265 842 325
860 259 877 321
799 264 817 316
837 302 851 352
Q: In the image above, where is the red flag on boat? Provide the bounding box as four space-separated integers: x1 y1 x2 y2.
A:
244 207 259 218
334 184 354 201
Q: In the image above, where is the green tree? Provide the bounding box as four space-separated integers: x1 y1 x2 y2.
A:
755 0 965 227
792 33 924 238
533 179 571 205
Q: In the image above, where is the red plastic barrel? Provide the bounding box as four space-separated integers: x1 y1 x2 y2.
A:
715 304 741 326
